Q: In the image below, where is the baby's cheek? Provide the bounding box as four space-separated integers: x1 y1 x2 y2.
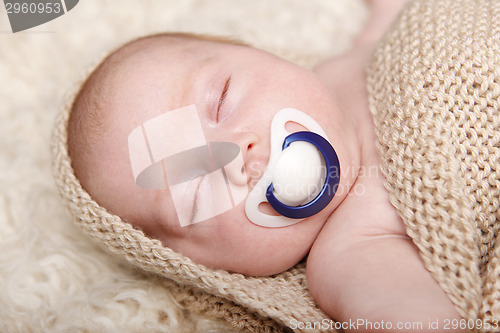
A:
190 206 324 276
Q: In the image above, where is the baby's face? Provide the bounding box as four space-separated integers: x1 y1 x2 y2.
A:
87 36 355 275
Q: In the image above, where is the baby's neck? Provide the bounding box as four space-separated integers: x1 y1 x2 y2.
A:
314 46 381 215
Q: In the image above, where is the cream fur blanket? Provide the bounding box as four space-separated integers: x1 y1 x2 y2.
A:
0 1 366 331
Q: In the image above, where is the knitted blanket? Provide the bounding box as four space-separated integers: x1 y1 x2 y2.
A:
367 0 500 329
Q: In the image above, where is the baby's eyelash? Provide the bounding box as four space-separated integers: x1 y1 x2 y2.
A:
216 76 231 122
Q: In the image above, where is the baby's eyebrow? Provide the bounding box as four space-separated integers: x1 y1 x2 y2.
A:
195 55 217 69
177 55 216 103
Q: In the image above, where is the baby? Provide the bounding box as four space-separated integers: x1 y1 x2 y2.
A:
67 0 463 331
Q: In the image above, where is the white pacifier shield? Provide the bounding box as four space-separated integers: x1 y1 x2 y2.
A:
245 108 330 228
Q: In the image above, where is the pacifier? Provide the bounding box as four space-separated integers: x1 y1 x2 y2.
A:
245 108 340 228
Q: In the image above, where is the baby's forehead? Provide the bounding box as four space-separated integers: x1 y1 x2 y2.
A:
95 34 247 136
109 35 218 71
99 37 219 132
98 36 221 105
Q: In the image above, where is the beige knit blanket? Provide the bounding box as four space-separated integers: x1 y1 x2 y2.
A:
367 0 500 329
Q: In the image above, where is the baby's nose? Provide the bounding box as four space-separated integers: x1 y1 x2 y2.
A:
206 128 266 187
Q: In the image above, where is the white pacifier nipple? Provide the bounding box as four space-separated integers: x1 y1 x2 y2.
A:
245 108 340 228
272 141 325 206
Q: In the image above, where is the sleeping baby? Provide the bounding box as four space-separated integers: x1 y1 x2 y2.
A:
64 0 468 331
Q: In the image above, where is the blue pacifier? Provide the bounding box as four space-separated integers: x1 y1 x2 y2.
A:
245 108 340 228
266 131 340 219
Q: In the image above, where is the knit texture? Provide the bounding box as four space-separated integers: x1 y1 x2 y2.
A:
367 0 500 330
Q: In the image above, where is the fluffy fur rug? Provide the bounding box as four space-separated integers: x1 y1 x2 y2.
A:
0 0 366 331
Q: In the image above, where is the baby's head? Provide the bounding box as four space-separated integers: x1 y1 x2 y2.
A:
67 33 358 275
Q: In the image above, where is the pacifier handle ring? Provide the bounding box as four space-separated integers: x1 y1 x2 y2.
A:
265 131 340 219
